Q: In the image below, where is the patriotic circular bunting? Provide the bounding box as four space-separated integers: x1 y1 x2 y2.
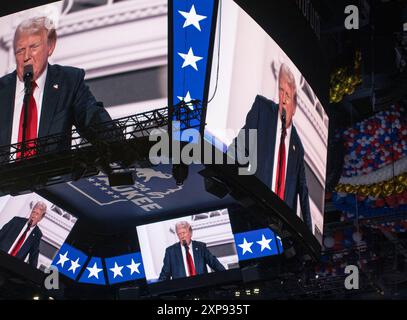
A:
333 103 407 219
337 105 406 178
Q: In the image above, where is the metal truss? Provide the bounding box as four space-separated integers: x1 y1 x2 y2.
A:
0 104 202 196
171 100 203 129
0 107 167 165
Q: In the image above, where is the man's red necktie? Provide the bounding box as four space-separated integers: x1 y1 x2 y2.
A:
17 82 38 159
185 245 196 276
10 224 31 257
274 125 287 200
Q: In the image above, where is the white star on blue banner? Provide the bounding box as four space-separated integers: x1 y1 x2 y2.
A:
171 0 218 136
51 243 88 280
179 4 207 31
234 228 283 261
79 257 106 285
105 252 145 284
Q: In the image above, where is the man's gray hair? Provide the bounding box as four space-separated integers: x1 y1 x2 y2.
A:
175 221 192 233
33 201 47 215
14 16 57 51
279 63 297 103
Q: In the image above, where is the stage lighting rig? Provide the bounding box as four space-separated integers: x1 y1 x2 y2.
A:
172 163 189 186
204 176 230 199
0 107 184 195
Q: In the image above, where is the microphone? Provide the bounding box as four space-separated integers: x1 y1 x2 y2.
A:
20 65 34 157
23 64 33 82
281 107 286 131
23 65 34 95
281 107 286 124
182 240 187 247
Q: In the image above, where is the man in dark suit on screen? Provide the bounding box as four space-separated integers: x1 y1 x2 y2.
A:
0 201 47 268
158 221 225 281
231 63 312 230
0 16 113 156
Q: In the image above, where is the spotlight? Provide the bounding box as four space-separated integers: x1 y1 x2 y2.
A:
71 160 88 181
108 171 135 187
94 157 113 175
204 176 229 199
172 164 189 186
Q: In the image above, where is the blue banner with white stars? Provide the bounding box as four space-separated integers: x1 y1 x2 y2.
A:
51 243 87 281
105 252 145 285
234 228 283 261
171 0 218 135
79 257 106 285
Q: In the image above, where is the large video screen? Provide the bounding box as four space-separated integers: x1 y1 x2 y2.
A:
0 0 325 247
0 194 77 271
205 0 328 243
0 0 167 151
0 1 173 230
137 208 239 283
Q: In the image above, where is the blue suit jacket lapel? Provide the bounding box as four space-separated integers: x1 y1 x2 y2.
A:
268 106 278 188
14 219 30 258
192 241 203 274
0 72 17 147
285 128 298 202
19 228 35 257
175 244 186 278
39 65 61 138
261 100 278 189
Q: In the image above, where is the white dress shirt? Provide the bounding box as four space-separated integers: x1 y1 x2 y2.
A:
7 221 35 255
180 241 196 277
10 65 48 147
271 113 292 195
